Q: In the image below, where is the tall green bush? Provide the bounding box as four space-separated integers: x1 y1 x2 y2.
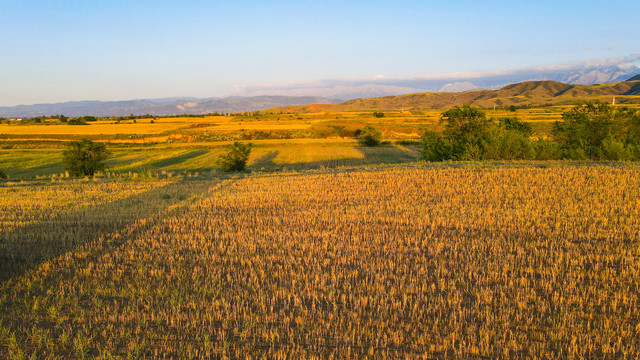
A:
421 130 452 161
360 125 382 146
553 101 640 160
441 105 494 160
63 139 111 177
218 141 252 172
499 116 533 137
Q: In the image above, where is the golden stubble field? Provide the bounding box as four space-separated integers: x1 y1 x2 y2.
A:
0 106 577 141
1 164 639 358
0 106 581 179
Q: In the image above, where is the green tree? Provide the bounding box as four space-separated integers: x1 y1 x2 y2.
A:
360 125 382 146
498 116 533 137
552 101 619 159
422 105 539 161
421 130 452 161
63 139 111 176
68 118 87 125
619 107 640 159
218 141 252 172
441 105 494 160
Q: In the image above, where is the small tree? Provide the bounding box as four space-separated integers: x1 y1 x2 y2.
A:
373 111 385 118
551 101 634 159
421 130 452 161
68 118 87 125
360 125 382 146
441 104 494 160
218 141 252 172
499 116 533 137
62 139 110 177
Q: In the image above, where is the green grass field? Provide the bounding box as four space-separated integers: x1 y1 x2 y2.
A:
0 139 422 179
1 104 638 179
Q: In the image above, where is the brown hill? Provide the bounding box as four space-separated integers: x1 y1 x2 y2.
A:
270 80 640 113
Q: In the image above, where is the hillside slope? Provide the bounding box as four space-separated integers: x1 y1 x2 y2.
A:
271 80 640 112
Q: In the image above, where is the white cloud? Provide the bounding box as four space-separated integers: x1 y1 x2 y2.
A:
231 53 640 99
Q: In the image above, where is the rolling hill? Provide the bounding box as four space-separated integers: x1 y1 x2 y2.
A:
270 79 640 113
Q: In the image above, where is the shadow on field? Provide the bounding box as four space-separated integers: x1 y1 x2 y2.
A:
251 150 280 169
148 149 209 168
287 145 420 170
9 161 64 179
0 179 216 283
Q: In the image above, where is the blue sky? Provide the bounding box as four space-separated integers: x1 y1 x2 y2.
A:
1 0 639 106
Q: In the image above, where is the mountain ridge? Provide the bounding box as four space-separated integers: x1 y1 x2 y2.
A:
0 96 340 118
3 76 640 118
269 80 640 113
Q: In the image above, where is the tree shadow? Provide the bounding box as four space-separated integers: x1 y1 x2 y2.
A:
9 162 64 179
251 150 280 169
0 179 216 283
147 149 209 169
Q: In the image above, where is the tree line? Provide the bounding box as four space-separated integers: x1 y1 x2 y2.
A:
422 102 640 161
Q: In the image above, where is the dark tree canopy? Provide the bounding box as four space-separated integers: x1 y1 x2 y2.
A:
360 125 382 146
218 141 252 172
499 116 533 137
422 102 640 162
553 101 639 160
62 139 111 177
440 105 495 160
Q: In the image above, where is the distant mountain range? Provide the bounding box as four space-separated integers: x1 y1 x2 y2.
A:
0 96 340 118
273 77 640 112
234 55 640 99
1 55 639 118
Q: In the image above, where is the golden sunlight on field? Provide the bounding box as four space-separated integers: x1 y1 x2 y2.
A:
1 164 639 358
0 121 184 135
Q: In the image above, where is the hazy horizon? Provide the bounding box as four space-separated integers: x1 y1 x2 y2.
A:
1 0 639 106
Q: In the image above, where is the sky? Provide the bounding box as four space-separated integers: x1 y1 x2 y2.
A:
1 0 639 106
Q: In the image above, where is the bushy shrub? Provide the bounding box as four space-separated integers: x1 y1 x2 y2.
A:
441 105 494 160
499 117 533 137
552 102 640 160
63 139 111 176
421 130 452 161
532 139 561 160
423 106 541 161
420 103 639 162
218 142 252 172
68 118 87 125
491 131 535 160
373 111 385 118
359 125 382 146
601 135 634 161
0 169 7 179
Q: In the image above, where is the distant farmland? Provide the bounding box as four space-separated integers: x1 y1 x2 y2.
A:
0 105 586 179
